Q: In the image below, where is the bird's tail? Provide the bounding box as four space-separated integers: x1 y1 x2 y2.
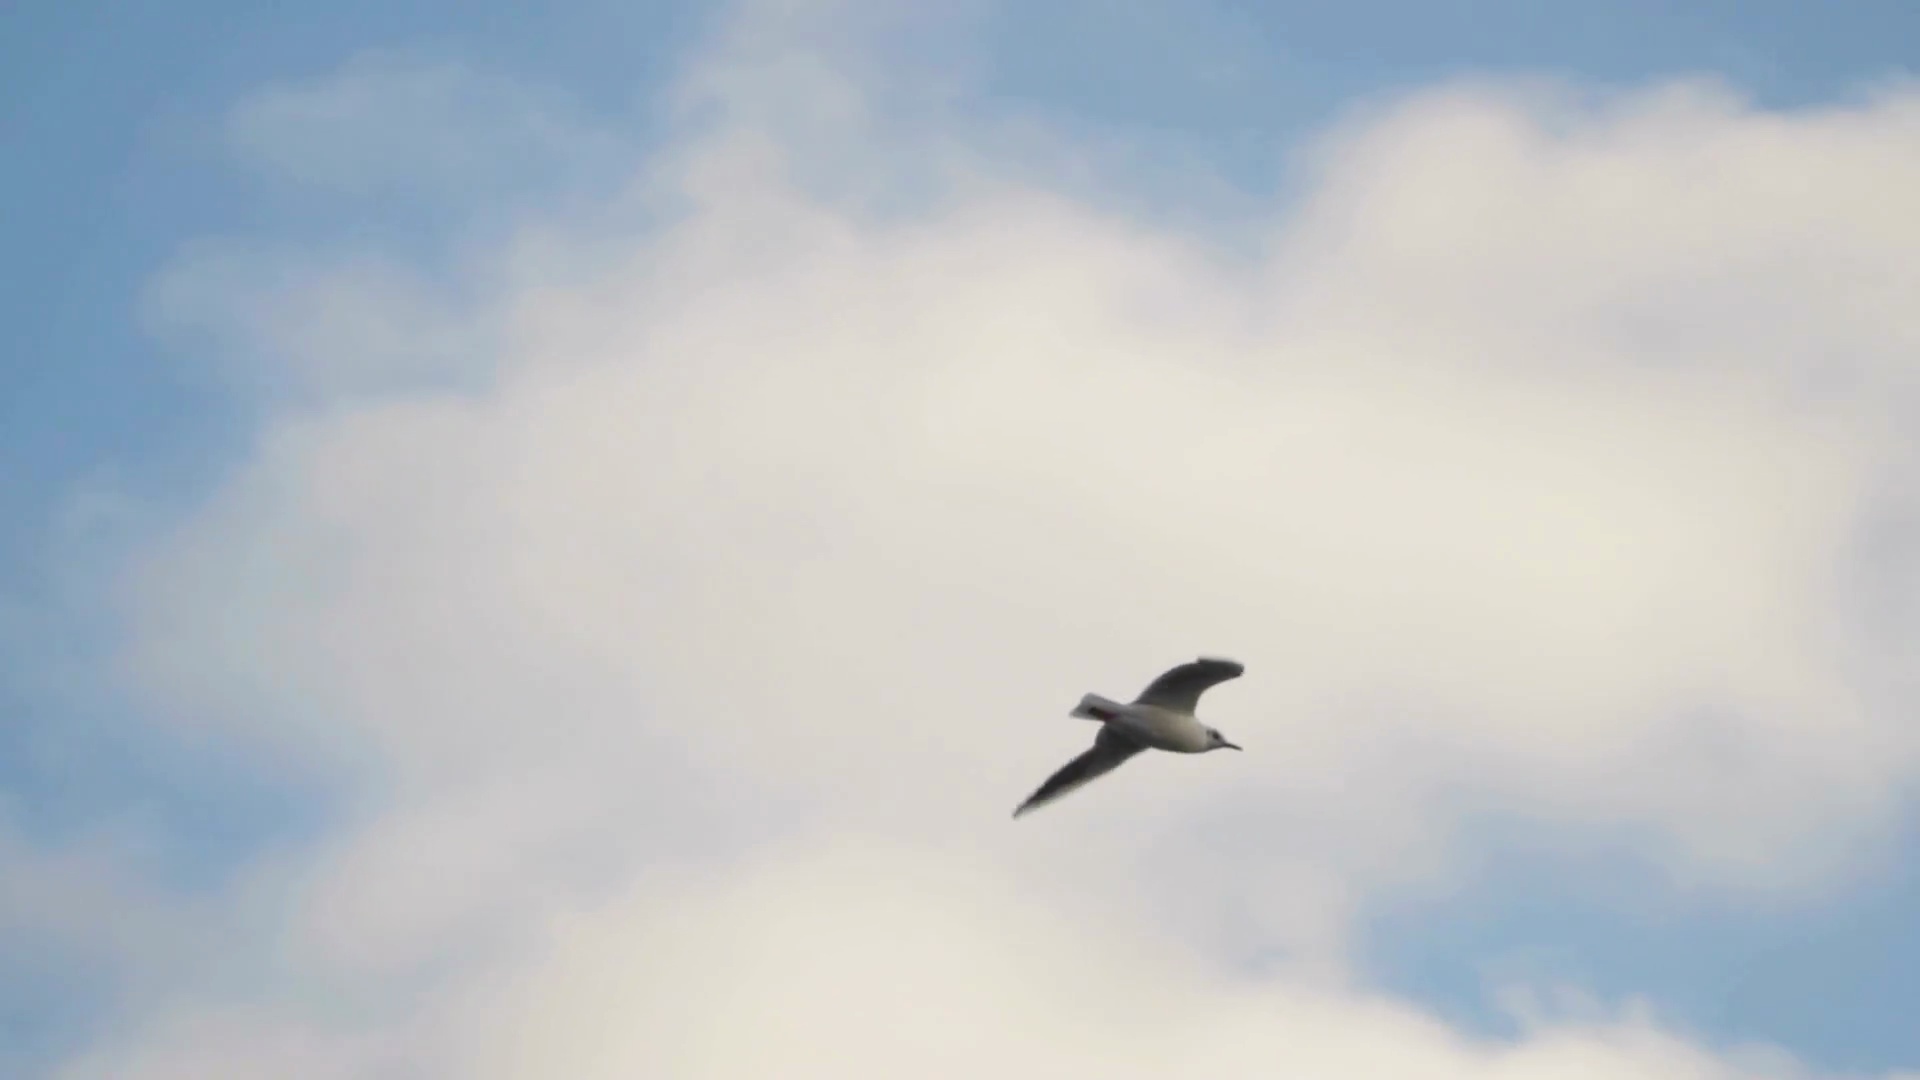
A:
1069 693 1125 722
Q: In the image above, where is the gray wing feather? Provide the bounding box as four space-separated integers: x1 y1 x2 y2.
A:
1132 656 1245 713
1012 726 1144 818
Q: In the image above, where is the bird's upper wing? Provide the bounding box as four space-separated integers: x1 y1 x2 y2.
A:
1013 725 1144 818
1131 656 1245 713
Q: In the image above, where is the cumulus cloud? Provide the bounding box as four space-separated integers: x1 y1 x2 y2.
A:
142 245 500 400
46 2 1920 1076
222 49 630 200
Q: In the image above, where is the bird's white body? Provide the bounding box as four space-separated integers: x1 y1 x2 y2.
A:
1071 694 1215 753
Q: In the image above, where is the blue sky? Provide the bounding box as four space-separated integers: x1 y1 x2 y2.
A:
5 2 1919 1077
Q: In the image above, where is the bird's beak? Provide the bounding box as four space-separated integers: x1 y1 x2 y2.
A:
1222 741 1242 751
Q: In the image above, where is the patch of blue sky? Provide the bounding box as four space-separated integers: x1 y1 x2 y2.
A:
970 0 1916 229
1 0 708 858
1360 812 1920 1072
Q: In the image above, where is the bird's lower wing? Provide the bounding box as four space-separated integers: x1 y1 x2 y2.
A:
1013 728 1144 818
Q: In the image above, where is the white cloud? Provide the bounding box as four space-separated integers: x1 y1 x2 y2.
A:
142 243 500 400
453 839 1786 1080
66 4 1920 1077
222 49 629 199
52 839 1882 1079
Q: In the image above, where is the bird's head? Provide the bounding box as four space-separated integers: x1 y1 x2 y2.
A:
1206 727 1242 752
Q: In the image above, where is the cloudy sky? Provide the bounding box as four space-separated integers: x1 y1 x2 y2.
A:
5 0 1920 1076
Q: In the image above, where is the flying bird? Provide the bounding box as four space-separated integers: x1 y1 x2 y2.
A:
1013 656 1244 818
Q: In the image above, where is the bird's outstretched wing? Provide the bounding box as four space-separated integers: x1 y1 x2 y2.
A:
1013 725 1144 818
1132 656 1245 714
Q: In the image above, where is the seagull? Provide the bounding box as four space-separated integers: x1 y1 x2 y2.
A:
1012 656 1245 818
